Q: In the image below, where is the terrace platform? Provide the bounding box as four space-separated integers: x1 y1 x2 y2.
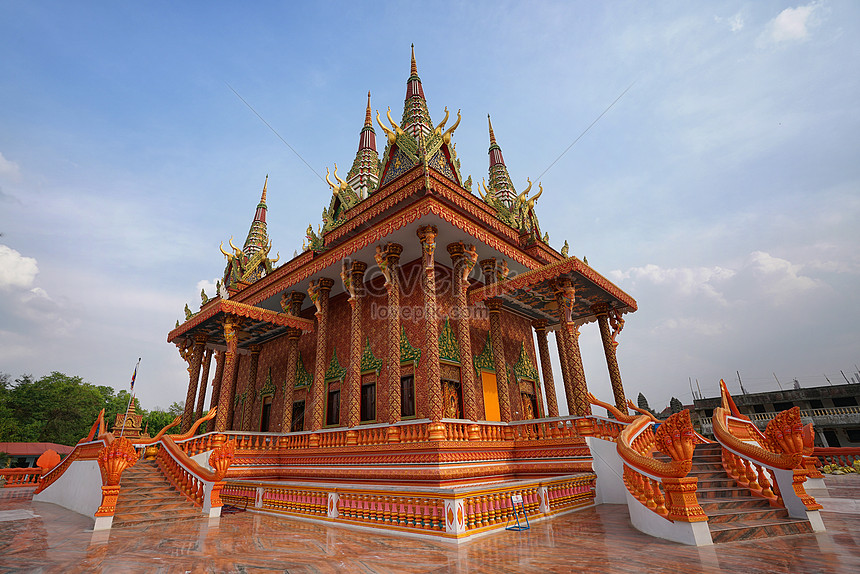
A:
1 475 858 572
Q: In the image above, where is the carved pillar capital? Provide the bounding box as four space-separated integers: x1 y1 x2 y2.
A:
416 225 438 271
281 291 306 315
479 258 497 283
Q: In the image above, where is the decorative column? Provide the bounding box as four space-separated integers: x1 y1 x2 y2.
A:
195 348 213 420
555 279 590 415
280 291 305 432
594 303 627 410
241 345 261 431
533 320 559 417
555 323 576 415
448 242 479 421
378 244 403 432
308 278 335 431
487 299 512 422
343 260 367 431
417 225 443 427
181 334 207 433
209 351 225 411
215 316 242 431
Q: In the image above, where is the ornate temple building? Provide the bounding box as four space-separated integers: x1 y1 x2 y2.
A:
168 48 636 444
32 49 829 545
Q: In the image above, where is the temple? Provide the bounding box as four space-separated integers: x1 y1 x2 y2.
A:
29 49 829 546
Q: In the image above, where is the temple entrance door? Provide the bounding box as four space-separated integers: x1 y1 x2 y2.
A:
481 371 501 422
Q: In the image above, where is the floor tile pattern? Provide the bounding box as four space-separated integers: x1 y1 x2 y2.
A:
0 476 858 573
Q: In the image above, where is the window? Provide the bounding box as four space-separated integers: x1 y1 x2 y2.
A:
809 399 824 409
361 381 376 422
401 375 415 418
752 404 766 413
260 396 273 432
326 389 340 426
823 430 841 448
773 401 794 411
291 400 305 432
846 428 860 443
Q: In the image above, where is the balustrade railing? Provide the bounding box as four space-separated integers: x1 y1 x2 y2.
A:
712 400 822 513
155 439 206 507
813 446 860 467
35 439 105 494
338 493 444 531
263 486 327 516
616 411 705 522
0 468 42 487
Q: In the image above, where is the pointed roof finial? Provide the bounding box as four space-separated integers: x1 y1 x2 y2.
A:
411 43 417 77
365 91 372 127
488 114 498 146
260 174 268 204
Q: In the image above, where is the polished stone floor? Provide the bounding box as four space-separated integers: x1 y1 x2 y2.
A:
1 475 858 573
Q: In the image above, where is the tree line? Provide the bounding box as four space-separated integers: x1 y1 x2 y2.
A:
0 371 184 446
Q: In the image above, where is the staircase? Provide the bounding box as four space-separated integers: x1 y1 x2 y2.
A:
112 460 202 529
690 443 814 543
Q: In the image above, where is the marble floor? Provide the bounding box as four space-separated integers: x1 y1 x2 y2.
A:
1 476 859 573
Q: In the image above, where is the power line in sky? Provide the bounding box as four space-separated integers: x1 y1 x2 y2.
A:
225 82 325 183
537 81 636 181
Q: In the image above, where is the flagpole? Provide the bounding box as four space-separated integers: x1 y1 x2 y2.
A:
120 358 141 438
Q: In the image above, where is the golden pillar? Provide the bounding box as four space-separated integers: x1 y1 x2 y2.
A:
241 344 261 431
181 334 207 433
308 277 334 431
380 243 403 426
195 348 213 420
594 303 626 411
344 260 367 429
533 320 559 417
215 316 242 431
209 350 225 411
448 242 479 421
280 291 305 432
417 225 443 422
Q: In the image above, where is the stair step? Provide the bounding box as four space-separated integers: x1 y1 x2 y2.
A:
699 496 773 513
706 506 789 524
695 487 752 499
709 517 813 543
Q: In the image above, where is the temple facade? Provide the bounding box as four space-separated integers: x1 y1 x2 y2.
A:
169 46 636 452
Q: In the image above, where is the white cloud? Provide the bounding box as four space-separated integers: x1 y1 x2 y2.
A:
611 263 735 305
0 244 39 290
0 152 19 179
762 2 820 44
739 250 820 304
715 13 744 33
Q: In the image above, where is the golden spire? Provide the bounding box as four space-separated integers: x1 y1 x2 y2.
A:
365 91 372 127
410 44 417 76
261 174 268 204
488 115 498 146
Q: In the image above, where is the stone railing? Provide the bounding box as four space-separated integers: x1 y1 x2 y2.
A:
0 468 43 487
700 405 860 435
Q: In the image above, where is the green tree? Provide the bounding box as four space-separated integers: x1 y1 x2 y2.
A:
2 372 104 445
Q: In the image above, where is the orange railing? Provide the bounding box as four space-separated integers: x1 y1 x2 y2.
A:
153 435 234 513
711 380 821 513
813 447 860 467
36 439 105 494
1 468 42 487
616 411 706 522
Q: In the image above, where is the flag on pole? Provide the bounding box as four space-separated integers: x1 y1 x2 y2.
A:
130 358 141 392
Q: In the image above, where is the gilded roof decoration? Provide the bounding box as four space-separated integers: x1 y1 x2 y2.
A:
473 332 495 373
513 343 540 382
438 317 460 364
360 337 383 373
400 325 421 365
324 348 347 381
259 367 276 398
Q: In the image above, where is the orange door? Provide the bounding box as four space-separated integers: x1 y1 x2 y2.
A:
481 371 501 421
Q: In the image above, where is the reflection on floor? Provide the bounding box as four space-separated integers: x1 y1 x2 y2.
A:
1 475 858 573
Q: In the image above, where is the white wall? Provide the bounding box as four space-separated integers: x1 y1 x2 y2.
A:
33 460 102 521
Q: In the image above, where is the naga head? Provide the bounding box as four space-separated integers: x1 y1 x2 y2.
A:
376 109 396 145
434 106 450 136
441 109 461 145
516 178 533 205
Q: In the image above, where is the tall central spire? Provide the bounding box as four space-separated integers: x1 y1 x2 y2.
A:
401 44 432 140
243 175 269 257
487 116 516 208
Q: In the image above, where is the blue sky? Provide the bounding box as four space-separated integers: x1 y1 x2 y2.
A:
1 1 858 414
